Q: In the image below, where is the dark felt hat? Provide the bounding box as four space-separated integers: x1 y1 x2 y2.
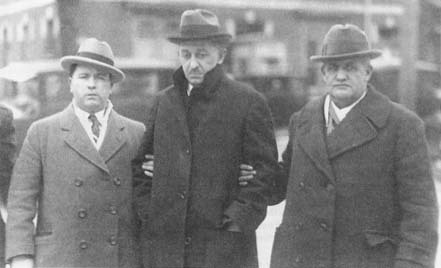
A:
168 9 232 44
310 24 382 62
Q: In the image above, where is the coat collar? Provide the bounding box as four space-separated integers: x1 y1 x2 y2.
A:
172 64 225 100
60 104 127 174
296 86 391 183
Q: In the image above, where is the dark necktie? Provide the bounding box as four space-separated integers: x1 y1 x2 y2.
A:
327 103 341 135
88 113 101 143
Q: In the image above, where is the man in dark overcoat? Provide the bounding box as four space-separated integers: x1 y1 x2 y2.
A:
6 38 144 268
0 105 15 267
268 24 438 268
132 9 280 268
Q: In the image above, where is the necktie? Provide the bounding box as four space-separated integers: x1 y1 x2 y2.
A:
327 103 341 135
88 113 101 143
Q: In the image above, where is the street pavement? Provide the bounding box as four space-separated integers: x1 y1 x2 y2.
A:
256 128 441 268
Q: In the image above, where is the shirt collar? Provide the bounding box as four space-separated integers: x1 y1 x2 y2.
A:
73 100 113 125
324 90 367 123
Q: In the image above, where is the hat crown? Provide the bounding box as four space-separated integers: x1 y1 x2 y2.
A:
76 38 115 66
167 9 232 44
180 9 220 29
322 24 370 57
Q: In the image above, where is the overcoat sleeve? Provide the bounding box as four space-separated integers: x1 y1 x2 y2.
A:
6 122 42 260
393 113 438 268
224 95 280 232
132 96 159 221
0 106 15 204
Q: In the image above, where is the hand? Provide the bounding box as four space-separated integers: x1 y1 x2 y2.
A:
142 154 154 177
238 164 256 186
10 255 34 268
222 216 242 232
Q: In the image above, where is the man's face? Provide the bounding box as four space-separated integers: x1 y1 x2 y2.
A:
178 41 225 86
70 64 112 113
321 58 372 108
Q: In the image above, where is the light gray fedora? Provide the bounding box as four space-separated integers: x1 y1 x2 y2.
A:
60 38 125 83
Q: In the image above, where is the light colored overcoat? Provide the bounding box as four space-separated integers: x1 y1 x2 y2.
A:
6 105 145 268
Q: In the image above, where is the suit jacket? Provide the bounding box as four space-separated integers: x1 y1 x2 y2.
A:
0 105 15 267
132 66 280 268
270 87 438 268
6 104 145 268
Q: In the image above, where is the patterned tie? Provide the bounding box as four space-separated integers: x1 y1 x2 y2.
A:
327 103 341 135
88 113 101 143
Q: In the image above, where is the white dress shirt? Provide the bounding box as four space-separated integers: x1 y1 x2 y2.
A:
324 91 367 125
73 101 113 150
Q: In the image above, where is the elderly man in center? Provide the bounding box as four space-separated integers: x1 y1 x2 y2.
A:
132 9 280 268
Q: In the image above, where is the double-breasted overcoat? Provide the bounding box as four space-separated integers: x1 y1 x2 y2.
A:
270 87 438 268
6 105 145 268
132 66 280 268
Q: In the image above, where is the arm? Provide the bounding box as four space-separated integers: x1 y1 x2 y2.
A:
132 96 158 221
224 96 280 232
393 113 438 268
6 123 42 264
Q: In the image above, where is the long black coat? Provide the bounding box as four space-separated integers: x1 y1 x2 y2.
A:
132 65 279 268
271 88 438 268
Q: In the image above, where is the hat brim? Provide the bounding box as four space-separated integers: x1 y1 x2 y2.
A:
60 56 125 83
310 49 382 62
167 33 232 45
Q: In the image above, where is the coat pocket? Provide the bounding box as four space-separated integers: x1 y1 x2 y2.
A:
363 230 397 268
364 230 397 247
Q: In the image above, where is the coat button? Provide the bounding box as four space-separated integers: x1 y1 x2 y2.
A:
184 236 192 245
113 177 121 186
320 222 329 231
79 240 88 249
179 192 186 199
78 209 87 219
299 182 305 188
295 256 302 263
326 183 335 192
109 235 117 246
74 178 83 187
109 206 117 215
185 149 190 155
295 222 303 230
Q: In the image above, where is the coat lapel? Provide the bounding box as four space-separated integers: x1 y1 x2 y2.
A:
297 97 336 183
326 87 391 159
61 105 110 174
165 87 191 144
99 111 127 163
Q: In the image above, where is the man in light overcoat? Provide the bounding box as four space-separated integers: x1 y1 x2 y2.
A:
132 9 280 268
6 38 145 268
268 24 438 268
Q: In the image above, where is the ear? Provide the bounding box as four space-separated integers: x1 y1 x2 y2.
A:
68 77 73 93
217 48 227 64
365 63 373 81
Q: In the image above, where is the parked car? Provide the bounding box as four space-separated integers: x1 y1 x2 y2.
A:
0 58 176 149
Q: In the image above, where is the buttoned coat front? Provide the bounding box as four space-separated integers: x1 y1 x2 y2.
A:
133 66 279 268
270 88 438 268
6 105 145 268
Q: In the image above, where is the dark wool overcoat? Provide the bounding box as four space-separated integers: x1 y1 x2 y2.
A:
132 65 280 268
6 105 145 268
0 106 15 268
270 87 438 268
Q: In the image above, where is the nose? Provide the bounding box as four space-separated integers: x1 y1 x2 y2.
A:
335 68 347 81
189 56 199 70
87 76 97 88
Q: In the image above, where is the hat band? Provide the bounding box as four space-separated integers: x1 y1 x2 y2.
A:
77 51 114 66
180 24 220 38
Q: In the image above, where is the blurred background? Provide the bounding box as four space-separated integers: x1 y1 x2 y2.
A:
0 0 440 267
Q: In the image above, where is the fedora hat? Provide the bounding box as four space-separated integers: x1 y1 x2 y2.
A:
168 9 232 44
310 24 382 62
60 38 125 83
